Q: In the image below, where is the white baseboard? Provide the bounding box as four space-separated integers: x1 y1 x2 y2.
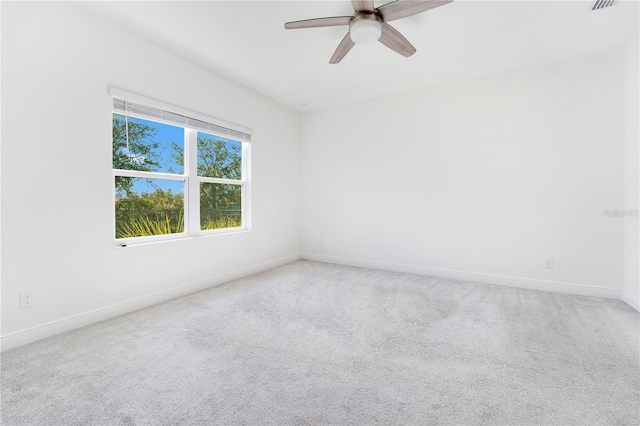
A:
621 291 640 312
302 253 622 300
2 252 628 352
1 254 301 352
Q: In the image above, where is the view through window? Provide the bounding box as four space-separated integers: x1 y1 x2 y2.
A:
112 101 250 243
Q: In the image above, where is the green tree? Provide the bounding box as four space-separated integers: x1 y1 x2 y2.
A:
172 135 242 228
113 114 184 237
171 134 241 179
112 113 161 195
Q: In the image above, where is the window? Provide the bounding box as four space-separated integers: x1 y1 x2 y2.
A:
111 88 251 244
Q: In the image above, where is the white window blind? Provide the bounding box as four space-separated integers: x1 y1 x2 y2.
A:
110 87 252 142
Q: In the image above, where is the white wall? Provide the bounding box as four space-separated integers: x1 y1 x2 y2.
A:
302 52 626 297
1 2 301 349
623 33 640 311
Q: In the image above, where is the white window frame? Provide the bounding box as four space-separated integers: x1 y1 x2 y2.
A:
111 87 252 246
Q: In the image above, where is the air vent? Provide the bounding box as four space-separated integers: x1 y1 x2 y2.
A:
592 0 617 10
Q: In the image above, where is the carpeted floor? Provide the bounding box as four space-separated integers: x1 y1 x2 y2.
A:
1 260 639 425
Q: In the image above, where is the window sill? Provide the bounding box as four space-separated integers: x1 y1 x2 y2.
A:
113 228 250 249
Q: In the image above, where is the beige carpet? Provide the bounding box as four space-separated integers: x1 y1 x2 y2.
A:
2 260 639 425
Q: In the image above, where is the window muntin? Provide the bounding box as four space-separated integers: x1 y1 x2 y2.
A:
112 99 250 244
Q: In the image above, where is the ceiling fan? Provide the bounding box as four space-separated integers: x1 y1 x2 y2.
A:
284 0 453 64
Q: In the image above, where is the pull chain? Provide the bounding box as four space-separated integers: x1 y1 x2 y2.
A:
125 100 130 153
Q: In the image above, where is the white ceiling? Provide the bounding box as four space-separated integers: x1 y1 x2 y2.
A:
78 0 639 111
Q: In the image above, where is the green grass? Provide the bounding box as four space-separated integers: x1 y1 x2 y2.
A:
116 213 241 238
116 212 184 239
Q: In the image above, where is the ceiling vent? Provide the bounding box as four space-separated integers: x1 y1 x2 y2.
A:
592 0 617 10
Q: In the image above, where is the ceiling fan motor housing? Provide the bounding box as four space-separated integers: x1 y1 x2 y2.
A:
349 13 384 44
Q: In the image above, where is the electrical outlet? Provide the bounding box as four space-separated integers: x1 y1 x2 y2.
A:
20 292 34 309
544 257 554 269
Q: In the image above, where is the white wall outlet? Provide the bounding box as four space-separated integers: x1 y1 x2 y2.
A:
20 292 34 309
544 257 554 269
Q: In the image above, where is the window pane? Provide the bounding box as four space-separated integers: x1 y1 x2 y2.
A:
113 114 184 174
115 178 185 239
197 132 242 179
200 183 242 230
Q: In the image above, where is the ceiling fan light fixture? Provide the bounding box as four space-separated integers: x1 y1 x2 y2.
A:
349 15 383 44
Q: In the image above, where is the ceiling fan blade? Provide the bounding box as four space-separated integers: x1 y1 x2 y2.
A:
377 0 453 22
285 16 352 30
329 32 356 64
378 23 416 57
352 0 375 12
